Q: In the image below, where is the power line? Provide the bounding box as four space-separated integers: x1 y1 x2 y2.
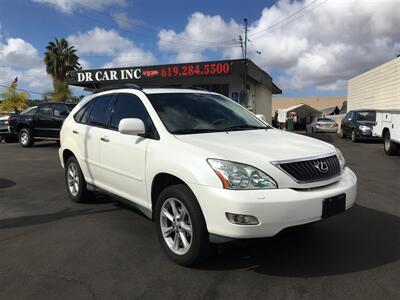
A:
249 0 328 38
0 84 46 96
70 0 237 47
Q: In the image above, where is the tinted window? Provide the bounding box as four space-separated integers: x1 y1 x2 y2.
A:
53 103 69 117
38 104 53 116
20 107 37 115
74 101 92 124
110 94 151 131
89 95 113 127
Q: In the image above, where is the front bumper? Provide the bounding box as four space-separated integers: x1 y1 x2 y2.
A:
191 167 357 239
0 126 12 138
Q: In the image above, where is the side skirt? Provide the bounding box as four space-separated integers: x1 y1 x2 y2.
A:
87 183 153 219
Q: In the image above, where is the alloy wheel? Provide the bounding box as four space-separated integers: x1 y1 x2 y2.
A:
160 198 193 255
67 162 80 197
20 132 28 145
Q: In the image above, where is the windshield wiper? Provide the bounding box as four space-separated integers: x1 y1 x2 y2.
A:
223 124 268 131
171 128 222 135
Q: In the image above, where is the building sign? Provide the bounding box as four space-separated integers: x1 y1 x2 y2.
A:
67 60 233 88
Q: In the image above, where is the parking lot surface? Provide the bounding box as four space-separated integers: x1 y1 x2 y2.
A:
0 134 399 300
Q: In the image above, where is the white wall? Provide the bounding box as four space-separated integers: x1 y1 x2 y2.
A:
348 57 400 110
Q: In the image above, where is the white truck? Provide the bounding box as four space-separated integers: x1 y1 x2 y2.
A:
373 111 400 155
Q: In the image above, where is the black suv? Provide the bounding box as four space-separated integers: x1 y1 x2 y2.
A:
10 102 75 147
341 110 378 142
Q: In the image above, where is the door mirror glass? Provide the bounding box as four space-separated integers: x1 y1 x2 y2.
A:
255 114 266 122
118 118 145 136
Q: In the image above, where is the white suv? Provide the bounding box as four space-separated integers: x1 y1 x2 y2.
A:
59 86 357 266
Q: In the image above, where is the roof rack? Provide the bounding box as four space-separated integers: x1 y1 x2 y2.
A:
92 83 142 94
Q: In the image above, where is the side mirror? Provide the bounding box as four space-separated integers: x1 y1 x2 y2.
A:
119 118 145 136
256 114 266 122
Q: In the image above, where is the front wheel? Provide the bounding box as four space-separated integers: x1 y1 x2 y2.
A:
351 129 358 143
384 131 399 156
155 184 210 266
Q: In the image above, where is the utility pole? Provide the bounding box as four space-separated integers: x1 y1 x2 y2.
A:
241 18 249 109
238 35 244 59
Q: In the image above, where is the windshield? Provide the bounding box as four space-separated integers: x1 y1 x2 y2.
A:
20 107 37 115
356 111 376 122
147 93 268 134
317 118 334 123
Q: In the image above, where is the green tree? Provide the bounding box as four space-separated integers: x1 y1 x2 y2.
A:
0 86 29 113
44 38 80 102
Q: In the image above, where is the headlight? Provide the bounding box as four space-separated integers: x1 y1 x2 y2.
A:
207 159 277 190
335 147 346 171
359 125 370 131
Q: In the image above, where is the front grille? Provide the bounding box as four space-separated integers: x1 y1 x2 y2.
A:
277 155 341 183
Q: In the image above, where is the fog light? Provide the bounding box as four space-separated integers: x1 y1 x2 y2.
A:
226 212 259 225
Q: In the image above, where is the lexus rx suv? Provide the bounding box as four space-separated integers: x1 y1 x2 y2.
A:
59 86 357 266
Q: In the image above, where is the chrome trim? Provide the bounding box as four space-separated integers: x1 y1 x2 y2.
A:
270 152 336 165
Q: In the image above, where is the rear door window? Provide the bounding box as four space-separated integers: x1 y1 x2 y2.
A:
53 103 69 117
89 95 113 127
38 104 53 116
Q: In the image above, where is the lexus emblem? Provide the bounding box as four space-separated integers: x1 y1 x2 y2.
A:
315 161 329 173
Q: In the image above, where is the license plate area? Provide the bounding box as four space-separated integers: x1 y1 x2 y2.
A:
322 194 346 218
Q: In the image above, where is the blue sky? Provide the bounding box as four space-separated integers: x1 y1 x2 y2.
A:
1 0 399 98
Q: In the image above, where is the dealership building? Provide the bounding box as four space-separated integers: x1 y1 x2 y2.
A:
348 57 400 110
67 59 281 123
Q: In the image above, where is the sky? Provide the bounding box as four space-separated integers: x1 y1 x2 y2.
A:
0 0 400 98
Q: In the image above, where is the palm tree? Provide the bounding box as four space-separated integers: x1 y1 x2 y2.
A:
0 86 29 113
44 38 80 101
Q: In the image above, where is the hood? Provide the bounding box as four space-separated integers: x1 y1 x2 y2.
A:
175 129 335 164
356 120 375 126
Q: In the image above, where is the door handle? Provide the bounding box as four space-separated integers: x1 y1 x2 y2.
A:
72 130 79 134
100 137 110 142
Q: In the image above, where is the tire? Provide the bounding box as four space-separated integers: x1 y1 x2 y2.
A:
19 129 34 147
384 130 399 156
340 128 346 138
65 156 92 203
155 184 209 266
351 129 358 143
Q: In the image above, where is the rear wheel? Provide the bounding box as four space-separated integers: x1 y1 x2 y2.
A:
65 156 92 202
19 129 34 147
384 130 399 156
155 184 210 266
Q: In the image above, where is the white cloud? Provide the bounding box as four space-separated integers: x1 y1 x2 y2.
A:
158 0 400 91
112 12 144 29
0 37 51 94
68 27 156 67
0 65 52 93
32 0 126 14
0 38 42 68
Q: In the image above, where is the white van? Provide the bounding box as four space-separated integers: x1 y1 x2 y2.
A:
373 110 400 155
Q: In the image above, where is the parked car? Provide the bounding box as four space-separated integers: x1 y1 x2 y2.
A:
340 110 380 142
373 110 400 155
306 117 338 133
59 85 357 266
10 102 75 147
0 115 13 143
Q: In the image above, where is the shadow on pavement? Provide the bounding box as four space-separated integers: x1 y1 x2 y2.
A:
304 132 335 143
0 178 16 189
0 207 120 230
202 204 400 277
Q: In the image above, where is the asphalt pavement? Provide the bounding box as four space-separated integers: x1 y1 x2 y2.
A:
0 133 399 300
